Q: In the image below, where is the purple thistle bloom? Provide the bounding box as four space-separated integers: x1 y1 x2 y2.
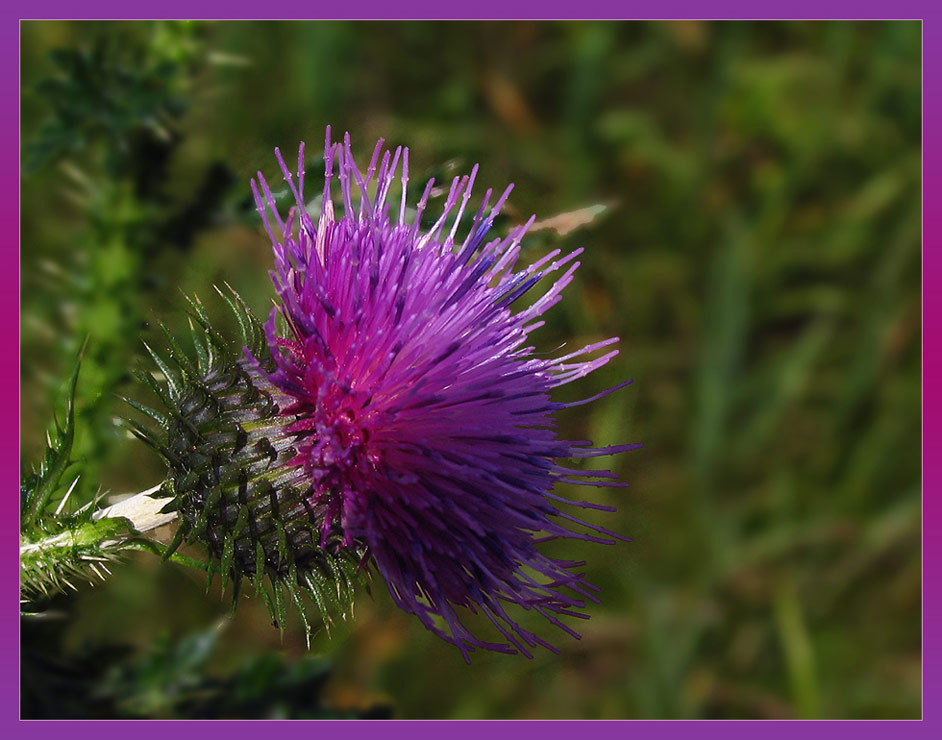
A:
249 128 638 660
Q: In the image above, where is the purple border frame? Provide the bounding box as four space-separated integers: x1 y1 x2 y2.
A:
7 3 935 735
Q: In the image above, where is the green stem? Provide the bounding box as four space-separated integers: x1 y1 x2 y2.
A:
20 484 190 602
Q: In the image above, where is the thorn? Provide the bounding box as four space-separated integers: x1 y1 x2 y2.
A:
54 475 81 516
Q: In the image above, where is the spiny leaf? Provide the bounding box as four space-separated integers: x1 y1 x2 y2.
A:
22 346 83 528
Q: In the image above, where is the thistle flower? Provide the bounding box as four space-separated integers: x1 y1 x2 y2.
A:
246 128 638 660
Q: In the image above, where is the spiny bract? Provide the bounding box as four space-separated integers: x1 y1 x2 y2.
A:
128 291 360 642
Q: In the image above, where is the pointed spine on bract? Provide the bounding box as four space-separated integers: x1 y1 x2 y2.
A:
128 287 363 645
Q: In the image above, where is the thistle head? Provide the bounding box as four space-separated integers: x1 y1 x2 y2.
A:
240 128 638 660
134 128 636 659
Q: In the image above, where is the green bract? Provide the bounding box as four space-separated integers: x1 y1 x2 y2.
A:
128 290 363 644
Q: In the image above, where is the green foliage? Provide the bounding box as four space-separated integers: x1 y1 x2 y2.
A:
21 21 237 495
23 27 193 175
21 619 391 719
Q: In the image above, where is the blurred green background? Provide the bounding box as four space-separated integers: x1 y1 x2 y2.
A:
20 20 921 719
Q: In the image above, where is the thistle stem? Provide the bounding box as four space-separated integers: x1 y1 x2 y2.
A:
20 485 193 602
19 485 177 562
